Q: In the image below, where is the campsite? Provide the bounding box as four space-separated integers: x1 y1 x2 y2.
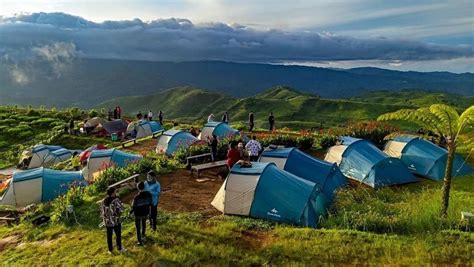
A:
1 3 474 265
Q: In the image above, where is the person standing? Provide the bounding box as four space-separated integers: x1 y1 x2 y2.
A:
148 110 153 121
144 171 161 232
245 135 262 162
207 113 215 122
268 112 275 132
100 187 126 254
208 134 218 162
222 111 229 124
248 112 254 132
69 119 75 135
117 106 122 119
113 107 118 120
130 182 152 246
158 111 164 125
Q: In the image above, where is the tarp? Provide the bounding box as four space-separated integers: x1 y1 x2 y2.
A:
325 137 418 188
385 136 473 181
86 117 128 135
0 168 85 207
212 162 329 228
260 147 347 200
156 130 198 156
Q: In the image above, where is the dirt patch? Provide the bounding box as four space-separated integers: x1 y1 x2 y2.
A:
0 234 20 252
239 230 274 250
122 169 223 217
122 138 157 155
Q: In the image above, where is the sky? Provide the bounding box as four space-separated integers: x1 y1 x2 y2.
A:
0 0 473 72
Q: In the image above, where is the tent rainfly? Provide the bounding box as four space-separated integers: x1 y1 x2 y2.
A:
0 168 85 207
324 136 418 188
83 149 142 180
259 147 348 200
85 117 129 135
20 144 75 169
199 121 239 141
212 162 330 228
156 130 199 156
384 136 473 181
127 120 163 139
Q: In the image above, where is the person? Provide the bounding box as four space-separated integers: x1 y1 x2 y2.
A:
137 111 143 120
173 122 179 129
130 182 152 246
248 112 254 132
245 135 262 162
100 187 125 254
237 142 247 159
144 114 148 120
108 109 113 121
117 106 122 119
208 134 218 162
268 112 275 132
222 111 229 124
226 141 241 169
207 113 215 122
158 111 164 125
113 108 118 120
144 171 161 232
69 119 75 135
148 110 153 121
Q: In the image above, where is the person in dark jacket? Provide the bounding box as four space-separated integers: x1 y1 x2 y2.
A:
268 112 275 132
208 134 218 162
113 107 118 120
69 119 75 135
158 111 164 125
222 111 229 124
248 112 254 132
100 187 125 253
130 182 152 246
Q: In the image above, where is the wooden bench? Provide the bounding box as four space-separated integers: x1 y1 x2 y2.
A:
186 153 212 168
107 174 140 190
190 160 227 178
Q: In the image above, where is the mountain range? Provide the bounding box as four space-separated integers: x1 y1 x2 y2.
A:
1 59 473 108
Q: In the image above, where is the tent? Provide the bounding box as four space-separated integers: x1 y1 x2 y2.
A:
83 149 142 180
19 144 69 169
260 147 347 200
43 148 79 167
79 144 107 163
199 121 239 141
324 137 418 188
0 168 85 207
212 162 330 228
156 130 199 156
85 117 128 135
384 136 473 181
126 120 163 139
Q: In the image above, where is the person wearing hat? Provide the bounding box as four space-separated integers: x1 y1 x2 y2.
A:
130 182 152 246
144 171 161 231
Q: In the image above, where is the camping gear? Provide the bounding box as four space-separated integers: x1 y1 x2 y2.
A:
111 133 118 141
199 121 239 141
0 168 85 207
83 149 142 181
384 136 473 181
127 120 163 139
212 162 330 228
325 137 418 188
84 117 128 136
19 144 76 169
260 147 347 200
156 130 199 156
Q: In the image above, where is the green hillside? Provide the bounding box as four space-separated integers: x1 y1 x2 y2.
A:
97 86 473 128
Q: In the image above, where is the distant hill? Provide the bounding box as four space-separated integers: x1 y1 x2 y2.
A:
98 86 473 128
1 59 473 108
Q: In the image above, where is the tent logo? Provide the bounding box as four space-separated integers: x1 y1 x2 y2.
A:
267 208 281 218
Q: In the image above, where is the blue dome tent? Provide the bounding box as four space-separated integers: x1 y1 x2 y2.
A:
156 130 199 156
259 147 347 200
20 144 78 169
0 168 85 207
325 137 418 188
384 136 473 181
84 149 142 181
212 162 330 228
127 120 163 139
199 121 239 141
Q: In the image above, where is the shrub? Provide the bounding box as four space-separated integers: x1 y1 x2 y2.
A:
51 183 87 224
32 118 58 128
91 167 131 193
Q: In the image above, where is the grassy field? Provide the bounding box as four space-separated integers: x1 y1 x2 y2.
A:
0 174 472 265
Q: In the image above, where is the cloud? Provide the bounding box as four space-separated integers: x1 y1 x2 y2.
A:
8 65 30 85
33 42 76 77
0 12 472 65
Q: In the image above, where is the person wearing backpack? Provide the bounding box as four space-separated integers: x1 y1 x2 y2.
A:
130 182 152 246
100 187 126 254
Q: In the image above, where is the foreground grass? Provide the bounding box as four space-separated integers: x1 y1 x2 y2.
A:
1 175 473 265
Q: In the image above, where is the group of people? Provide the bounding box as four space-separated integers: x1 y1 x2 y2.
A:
100 171 161 253
136 110 164 125
208 111 276 132
108 106 122 121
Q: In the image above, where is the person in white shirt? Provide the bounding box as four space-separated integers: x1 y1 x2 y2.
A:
245 135 262 162
148 110 153 121
207 113 215 122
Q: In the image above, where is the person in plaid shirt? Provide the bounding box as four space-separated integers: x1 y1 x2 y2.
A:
100 187 126 254
245 135 262 162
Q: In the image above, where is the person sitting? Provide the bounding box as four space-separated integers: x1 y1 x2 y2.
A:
218 141 240 179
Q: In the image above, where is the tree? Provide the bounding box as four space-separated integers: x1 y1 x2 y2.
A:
378 104 474 218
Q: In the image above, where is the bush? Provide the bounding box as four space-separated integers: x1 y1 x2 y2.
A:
91 167 131 193
51 183 87 224
32 118 58 128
